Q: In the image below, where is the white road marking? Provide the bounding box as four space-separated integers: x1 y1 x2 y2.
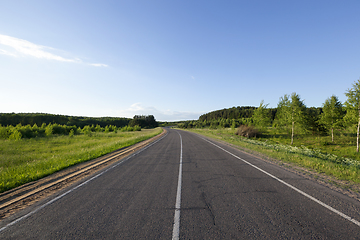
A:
172 132 183 240
0 132 168 234
201 136 360 227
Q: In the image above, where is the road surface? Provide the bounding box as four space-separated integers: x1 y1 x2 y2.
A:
1 128 360 239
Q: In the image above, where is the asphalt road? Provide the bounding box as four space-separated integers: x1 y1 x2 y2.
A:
1 128 360 239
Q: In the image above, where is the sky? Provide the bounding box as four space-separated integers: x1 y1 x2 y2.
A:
1 1 359 121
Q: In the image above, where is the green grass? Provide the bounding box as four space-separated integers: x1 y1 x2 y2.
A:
0 128 163 193
260 128 360 161
184 128 360 184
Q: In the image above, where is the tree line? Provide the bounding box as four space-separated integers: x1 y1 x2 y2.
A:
0 122 144 141
0 114 159 140
0 113 158 129
180 79 360 152
0 113 131 128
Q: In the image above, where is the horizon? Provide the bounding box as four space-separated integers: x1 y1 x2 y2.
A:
1 1 359 121
0 102 326 123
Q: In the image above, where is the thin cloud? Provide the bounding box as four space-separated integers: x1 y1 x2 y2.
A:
0 34 107 66
89 63 108 67
0 49 17 57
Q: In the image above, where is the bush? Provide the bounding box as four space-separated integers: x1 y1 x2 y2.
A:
95 124 103 132
82 125 92 136
133 125 141 131
0 125 9 139
9 129 22 141
69 129 75 137
235 125 260 138
45 124 53 136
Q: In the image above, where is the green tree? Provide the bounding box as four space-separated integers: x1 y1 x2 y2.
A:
275 93 306 145
9 129 22 141
45 123 53 136
344 79 360 152
0 125 9 139
95 124 102 132
82 125 92 136
252 100 271 131
69 129 75 137
319 95 344 142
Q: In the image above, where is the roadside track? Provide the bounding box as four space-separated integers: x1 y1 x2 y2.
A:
0 128 166 220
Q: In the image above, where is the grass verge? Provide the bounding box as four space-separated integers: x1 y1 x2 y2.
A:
184 128 360 185
0 128 163 193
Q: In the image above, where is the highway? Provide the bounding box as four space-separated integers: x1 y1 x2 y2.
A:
1 128 360 239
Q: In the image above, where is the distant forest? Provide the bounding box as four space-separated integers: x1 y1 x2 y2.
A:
0 113 158 129
198 106 322 124
180 105 324 134
199 106 274 121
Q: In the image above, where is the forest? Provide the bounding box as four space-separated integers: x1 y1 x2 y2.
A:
0 113 158 140
179 79 360 152
0 113 131 128
179 105 323 134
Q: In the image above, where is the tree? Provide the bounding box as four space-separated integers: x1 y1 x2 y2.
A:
319 95 344 142
129 115 158 128
252 100 271 131
275 93 306 145
344 79 360 152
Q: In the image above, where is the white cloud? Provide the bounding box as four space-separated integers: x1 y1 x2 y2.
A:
116 103 204 121
0 34 107 66
0 49 17 57
89 63 108 67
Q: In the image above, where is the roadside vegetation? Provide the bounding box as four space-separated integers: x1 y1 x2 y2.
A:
0 114 161 193
179 79 360 185
0 127 162 193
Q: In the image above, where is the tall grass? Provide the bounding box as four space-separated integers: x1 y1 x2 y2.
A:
0 128 162 193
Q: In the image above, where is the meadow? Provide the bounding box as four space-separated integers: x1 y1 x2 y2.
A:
0 128 162 193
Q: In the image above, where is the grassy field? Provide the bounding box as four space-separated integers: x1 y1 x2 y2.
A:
260 128 360 161
184 128 360 185
0 128 163 193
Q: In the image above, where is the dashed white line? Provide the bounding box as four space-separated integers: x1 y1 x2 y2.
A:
172 132 183 240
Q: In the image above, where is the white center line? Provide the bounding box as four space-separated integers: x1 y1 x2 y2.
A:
172 132 183 240
201 136 360 227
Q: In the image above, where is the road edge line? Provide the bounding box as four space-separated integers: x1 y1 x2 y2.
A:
0 130 168 233
200 136 360 228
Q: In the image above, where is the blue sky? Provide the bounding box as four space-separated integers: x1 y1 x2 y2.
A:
1 1 359 121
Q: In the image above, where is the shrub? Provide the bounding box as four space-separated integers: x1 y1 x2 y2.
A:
95 124 103 132
82 125 92 136
0 125 9 139
133 125 141 131
45 124 53 136
19 124 35 138
235 125 260 138
69 129 75 137
9 129 22 141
